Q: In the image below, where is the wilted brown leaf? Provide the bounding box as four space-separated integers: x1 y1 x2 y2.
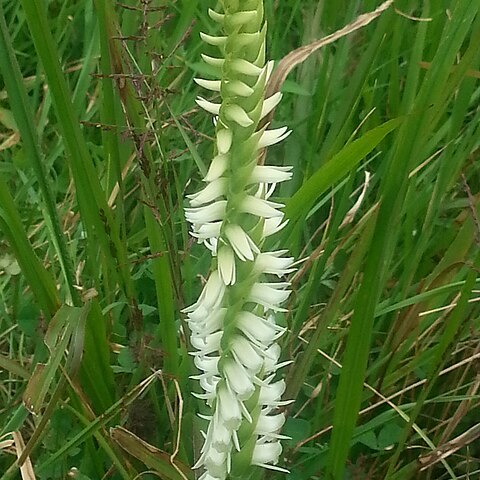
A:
265 0 394 105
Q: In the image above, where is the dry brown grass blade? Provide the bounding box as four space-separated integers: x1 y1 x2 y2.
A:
266 0 393 99
110 426 192 480
418 61 480 79
12 431 36 480
418 423 480 471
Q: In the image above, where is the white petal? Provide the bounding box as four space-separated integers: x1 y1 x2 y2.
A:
186 304 208 322
185 200 227 224
218 245 236 285
231 59 263 76
248 283 290 310
225 224 259 261
218 385 242 430
225 80 254 97
230 335 263 372
201 54 225 68
255 413 286 435
191 221 222 240
255 251 295 276
210 424 231 453
190 308 225 336
263 217 289 237
224 105 254 127
205 154 228 182
265 60 275 83
249 165 293 184
196 96 221 115
236 31 262 49
200 32 227 46
240 195 284 218
261 92 282 119
224 360 255 400
263 343 282 373
194 355 219 374
203 447 228 478
188 178 226 207
252 442 282 466
258 127 291 148
199 472 219 480
259 379 286 405
185 271 225 313
217 129 232 154
202 271 225 309
194 78 221 92
236 311 279 344
208 9 224 23
228 10 258 27
191 330 222 355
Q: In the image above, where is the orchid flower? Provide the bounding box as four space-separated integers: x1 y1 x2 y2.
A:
185 2 293 478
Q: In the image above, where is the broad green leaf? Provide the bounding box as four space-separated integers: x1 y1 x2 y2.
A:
285 117 402 220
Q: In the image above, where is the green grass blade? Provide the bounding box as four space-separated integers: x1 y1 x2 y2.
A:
18 0 127 297
285 116 402 220
0 179 59 317
0 4 79 305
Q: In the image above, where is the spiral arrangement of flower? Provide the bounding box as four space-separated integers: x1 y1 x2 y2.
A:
184 2 293 478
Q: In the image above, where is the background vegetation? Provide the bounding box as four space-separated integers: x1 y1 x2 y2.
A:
0 0 479 479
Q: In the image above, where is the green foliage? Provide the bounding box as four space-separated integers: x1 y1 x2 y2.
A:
0 0 479 479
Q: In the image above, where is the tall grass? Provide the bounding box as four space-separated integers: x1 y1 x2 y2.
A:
0 1 479 479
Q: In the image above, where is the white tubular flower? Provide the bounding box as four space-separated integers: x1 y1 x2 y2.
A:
185 1 293 478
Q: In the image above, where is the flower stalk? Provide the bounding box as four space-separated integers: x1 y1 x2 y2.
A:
185 1 293 478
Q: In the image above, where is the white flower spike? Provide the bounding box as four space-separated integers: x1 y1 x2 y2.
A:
185 1 293 478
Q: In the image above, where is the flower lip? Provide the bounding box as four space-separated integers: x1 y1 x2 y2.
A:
261 92 283 119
